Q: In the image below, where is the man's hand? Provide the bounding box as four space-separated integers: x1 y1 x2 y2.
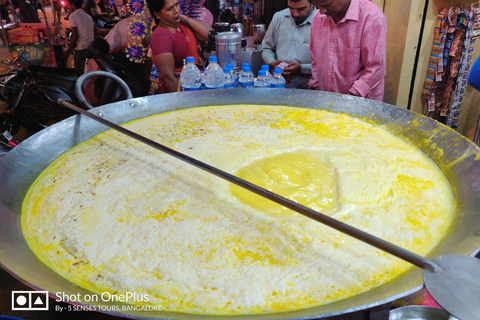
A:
269 60 284 69
283 61 301 76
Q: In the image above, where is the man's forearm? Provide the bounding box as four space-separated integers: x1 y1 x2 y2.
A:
261 48 277 66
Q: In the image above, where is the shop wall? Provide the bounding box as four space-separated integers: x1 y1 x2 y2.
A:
384 0 424 108
371 0 385 10
374 0 428 111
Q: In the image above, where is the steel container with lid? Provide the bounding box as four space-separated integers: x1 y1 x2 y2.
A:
215 31 242 71
252 24 266 49
230 23 244 38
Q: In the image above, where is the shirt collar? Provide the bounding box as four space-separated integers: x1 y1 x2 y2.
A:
342 0 359 23
321 0 359 24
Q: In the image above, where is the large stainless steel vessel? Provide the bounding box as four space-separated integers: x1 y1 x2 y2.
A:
1 89 479 319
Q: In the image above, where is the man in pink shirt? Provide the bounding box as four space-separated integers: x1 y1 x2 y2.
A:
308 0 387 101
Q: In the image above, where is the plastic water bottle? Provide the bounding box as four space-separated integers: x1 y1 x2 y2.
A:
204 56 225 89
226 63 236 86
261 64 272 83
238 64 254 88
254 70 270 88
224 67 236 88
179 56 202 91
241 62 250 86
270 67 286 88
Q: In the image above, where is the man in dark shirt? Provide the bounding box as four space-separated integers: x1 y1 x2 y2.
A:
12 0 41 23
84 0 108 27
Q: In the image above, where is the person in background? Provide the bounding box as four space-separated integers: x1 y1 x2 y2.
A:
12 0 40 22
261 0 315 88
30 0 39 19
308 0 387 101
468 56 480 91
63 0 95 74
146 0 212 93
243 0 254 36
103 0 119 16
52 0 62 23
0 0 11 24
85 0 108 27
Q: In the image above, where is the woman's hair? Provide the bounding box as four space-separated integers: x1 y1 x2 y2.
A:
146 0 166 27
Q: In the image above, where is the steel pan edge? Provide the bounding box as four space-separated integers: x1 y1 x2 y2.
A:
0 89 479 319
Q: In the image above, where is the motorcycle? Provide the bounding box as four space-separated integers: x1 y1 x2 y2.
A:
0 37 145 140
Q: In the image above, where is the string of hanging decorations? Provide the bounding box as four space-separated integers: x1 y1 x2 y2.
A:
124 0 149 62
422 2 480 131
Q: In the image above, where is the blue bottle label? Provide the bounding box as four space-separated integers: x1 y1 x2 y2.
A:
182 87 201 91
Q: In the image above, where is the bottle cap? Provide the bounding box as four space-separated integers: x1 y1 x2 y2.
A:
242 62 250 68
258 70 266 77
186 56 195 63
226 63 234 69
261 65 269 71
243 66 251 72
274 68 282 74
209 56 218 63
223 67 231 73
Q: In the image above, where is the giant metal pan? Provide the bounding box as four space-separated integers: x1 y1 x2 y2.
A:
1 89 479 319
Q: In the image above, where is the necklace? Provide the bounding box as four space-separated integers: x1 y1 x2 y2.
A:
157 22 176 33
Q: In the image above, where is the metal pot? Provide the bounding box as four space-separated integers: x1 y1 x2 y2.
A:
389 306 451 320
230 23 244 38
1 89 479 319
215 31 242 71
252 24 266 49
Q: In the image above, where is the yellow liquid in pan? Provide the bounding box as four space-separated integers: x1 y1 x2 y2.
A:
22 105 454 315
231 150 337 217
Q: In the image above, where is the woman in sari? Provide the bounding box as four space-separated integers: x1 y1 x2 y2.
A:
146 0 212 93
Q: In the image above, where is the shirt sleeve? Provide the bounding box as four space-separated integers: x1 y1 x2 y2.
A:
349 14 387 98
149 29 174 57
307 13 320 89
301 63 311 75
69 13 77 27
261 13 279 65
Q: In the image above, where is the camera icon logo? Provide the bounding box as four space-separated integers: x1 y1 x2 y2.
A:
12 291 49 311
